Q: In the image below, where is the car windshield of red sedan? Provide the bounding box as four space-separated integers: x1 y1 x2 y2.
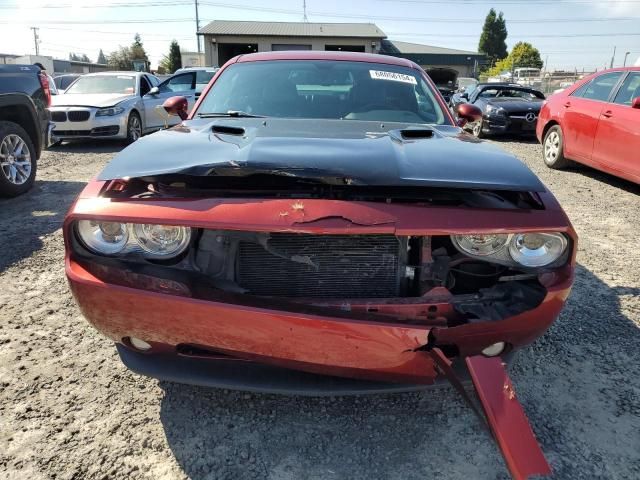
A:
196 60 447 125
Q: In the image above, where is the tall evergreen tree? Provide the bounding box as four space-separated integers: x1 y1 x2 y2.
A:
97 49 107 64
478 9 508 69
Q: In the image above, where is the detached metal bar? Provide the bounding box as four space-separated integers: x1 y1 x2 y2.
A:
466 355 552 480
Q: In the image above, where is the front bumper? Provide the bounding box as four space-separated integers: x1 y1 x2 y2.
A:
482 114 538 136
50 107 128 140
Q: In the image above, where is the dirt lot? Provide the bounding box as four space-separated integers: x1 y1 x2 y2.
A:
1 139 639 480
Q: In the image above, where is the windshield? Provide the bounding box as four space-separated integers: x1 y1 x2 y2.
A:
65 75 136 95
478 87 544 100
196 60 448 125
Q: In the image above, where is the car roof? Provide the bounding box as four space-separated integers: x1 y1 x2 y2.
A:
233 50 418 69
177 67 218 71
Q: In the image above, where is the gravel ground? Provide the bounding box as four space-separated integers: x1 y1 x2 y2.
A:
1 138 639 480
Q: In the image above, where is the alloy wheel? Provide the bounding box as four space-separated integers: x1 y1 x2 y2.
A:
129 115 142 141
544 131 560 163
0 134 32 185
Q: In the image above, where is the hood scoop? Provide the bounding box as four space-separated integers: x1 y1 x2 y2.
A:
389 128 435 142
212 125 246 136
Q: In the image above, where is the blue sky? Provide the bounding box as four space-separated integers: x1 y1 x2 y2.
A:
1 0 638 70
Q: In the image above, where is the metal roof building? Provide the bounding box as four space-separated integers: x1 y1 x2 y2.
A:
197 20 485 77
198 20 387 67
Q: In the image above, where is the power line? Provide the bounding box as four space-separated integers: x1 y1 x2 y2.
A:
388 32 640 37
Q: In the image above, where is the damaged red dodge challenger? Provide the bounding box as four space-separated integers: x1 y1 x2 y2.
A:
65 52 575 478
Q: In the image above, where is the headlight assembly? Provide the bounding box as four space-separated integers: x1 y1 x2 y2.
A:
452 232 569 269
95 106 125 117
76 220 191 259
508 232 567 267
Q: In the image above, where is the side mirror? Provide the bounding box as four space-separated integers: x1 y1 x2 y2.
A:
632 97 640 109
149 86 160 96
455 103 483 126
460 92 468 99
162 96 188 120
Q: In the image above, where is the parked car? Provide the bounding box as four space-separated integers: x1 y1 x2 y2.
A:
172 66 219 96
0 64 53 197
462 84 545 138
456 76 477 92
49 71 165 144
65 49 576 393
426 67 458 104
53 73 82 92
538 67 640 184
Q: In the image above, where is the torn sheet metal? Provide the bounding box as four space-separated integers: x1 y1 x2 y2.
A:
466 355 552 480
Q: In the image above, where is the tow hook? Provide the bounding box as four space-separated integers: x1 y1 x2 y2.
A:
429 348 552 480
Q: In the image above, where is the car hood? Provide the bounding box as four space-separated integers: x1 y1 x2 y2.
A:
51 93 133 108
97 118 546 192
486 98 543 112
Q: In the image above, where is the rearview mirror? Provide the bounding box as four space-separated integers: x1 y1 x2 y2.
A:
149 86 159 95
632 97 640 109
162 96 188 120
455 103 483 125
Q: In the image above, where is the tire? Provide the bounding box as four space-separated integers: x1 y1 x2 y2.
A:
542 125 571 169
0 121 37 198
472 119 485 138
125 111 142 145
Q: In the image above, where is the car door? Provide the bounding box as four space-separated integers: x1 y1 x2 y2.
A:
142 72 196 130
591 71 640 181
561 71 625 163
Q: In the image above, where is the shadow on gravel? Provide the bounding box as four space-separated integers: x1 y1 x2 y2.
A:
565 166 640 195
0 179 85 272
48 141 124 154
156 263 640 480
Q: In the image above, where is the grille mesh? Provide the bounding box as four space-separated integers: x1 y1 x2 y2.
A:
51 111 67 122
238 234 401 298
68 110 90 122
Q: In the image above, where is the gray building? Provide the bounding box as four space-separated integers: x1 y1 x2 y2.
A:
380 40 485 77
198 21 386 67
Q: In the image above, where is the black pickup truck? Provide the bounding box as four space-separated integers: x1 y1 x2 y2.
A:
0 64 52 197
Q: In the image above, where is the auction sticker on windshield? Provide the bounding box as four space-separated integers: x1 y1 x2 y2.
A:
369 70 417 85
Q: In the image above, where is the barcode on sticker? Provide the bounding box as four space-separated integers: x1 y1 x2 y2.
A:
369 70 417 85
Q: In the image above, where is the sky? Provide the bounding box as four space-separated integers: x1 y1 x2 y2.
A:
0 0 639 71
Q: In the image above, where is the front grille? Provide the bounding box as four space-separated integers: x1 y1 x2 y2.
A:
68 110 90 122
51 111 67 122
238 234 402 298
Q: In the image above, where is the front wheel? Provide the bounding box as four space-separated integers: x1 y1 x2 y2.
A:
471 120 484 138
125 112 142 144
543 125 571 169
0 121 37 198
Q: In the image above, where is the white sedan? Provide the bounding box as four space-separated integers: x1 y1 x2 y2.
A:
49 71 201 144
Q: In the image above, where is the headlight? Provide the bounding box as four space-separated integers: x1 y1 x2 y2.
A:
509 232 567 267
133 224 191 258
452 234 510 256
451 232 569 268
486 104 505 116
95 106 125 117
76 221 191 259
77 220 129 255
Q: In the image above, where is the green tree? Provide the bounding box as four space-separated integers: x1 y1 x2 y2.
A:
130 33 149 63
107 46 133 70
97 49 107 64
487 42 544 77
478 9 508 70
159 40 182 74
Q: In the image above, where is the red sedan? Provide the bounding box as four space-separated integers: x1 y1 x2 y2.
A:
537 67 640 184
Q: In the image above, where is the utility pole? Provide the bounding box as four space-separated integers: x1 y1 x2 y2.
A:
610 46 616 69
303 0 309 22
30 27 39 55
194 0 201 55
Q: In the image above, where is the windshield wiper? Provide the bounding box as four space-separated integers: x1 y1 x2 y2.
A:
197 110 265 118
